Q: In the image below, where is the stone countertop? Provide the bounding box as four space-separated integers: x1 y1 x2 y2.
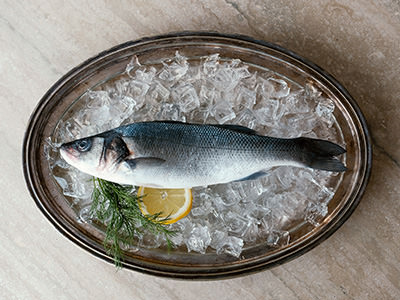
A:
1 1 399 299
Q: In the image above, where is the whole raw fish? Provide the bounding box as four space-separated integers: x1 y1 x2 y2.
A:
60 121 346 188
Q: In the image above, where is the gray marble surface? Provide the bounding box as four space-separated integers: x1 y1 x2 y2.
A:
1 0 399 299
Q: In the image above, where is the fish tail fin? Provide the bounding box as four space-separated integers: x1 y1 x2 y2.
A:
296 137 347 172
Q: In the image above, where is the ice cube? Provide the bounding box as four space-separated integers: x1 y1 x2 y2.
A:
249 203 271 220
212 68 240 91
180 88 200 113
315 97 335 127
242 72 258 90
135 66 157 84
208 59 250 91
225 59 251 80
241 221 259 243
115 79 130 97
129 79 150 99
139 232 163 249
268 78 290 98
233 109 257 129
266 230 290 248
45 136 62 151
211 100 236 124
202 53 220 77
225 181 265 207
168 230 184 246
224 211 249 235
211 195 229 212
271 167 294 190
172 84 200 113
286 113 318 136
185 225 211 254
174 217 194 237
235 86 257 110
304 202 328 226
189 108 211 123
54 176 69 191
213 183 241 207
199 85 218 106
254 104 277 127
249 179 266 196
125 56 141 77
216 236 244 257
283 89 315 114
52 157 70 170
60 119 82 139
190 190 213 217
299 170 335 203
235 66 251 80
117 95 137 122
305 82 322 99
44 137 63 168
64 170 93 200
209 229 228 249
86 90 111 107
156 103 185 122
191 206 207 217
148 81 170 103
78 204 92 224
159 52 189 82
53 167 93 201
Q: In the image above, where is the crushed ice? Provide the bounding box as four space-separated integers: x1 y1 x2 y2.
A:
46 52 345 258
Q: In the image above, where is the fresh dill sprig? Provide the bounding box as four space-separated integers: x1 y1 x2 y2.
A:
90 177 176 268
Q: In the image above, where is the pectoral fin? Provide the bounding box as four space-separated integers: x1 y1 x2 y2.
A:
125 157 166 170
234 171 268 182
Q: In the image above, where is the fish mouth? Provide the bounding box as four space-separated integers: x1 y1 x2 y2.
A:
60 143 79 162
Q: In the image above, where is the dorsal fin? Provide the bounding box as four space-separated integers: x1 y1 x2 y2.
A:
147 120 258 135
211 124 258 135
151 120 186 125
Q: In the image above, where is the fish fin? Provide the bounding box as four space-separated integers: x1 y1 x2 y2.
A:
151 120 185 124
235 171 268 182
212 124 258 135
148 121 258 135
296 137 346 156
296 138 347 172
125 157 166 169
307 157 347 172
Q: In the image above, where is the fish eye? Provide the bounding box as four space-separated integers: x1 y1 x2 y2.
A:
76 139 92 152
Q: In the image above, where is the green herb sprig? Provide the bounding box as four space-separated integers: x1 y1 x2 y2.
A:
90 177 176 267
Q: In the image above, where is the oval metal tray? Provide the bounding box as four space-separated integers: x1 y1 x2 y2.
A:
23 32 371 279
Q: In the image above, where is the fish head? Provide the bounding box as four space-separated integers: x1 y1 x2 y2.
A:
60 136 105 176
60 133 132 180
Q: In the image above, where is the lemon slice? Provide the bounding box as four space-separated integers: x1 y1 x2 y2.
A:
137 187 192 224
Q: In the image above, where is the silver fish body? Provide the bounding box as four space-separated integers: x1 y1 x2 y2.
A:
60 121 346 188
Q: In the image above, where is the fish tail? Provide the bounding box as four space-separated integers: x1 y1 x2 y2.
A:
295 137 347 172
